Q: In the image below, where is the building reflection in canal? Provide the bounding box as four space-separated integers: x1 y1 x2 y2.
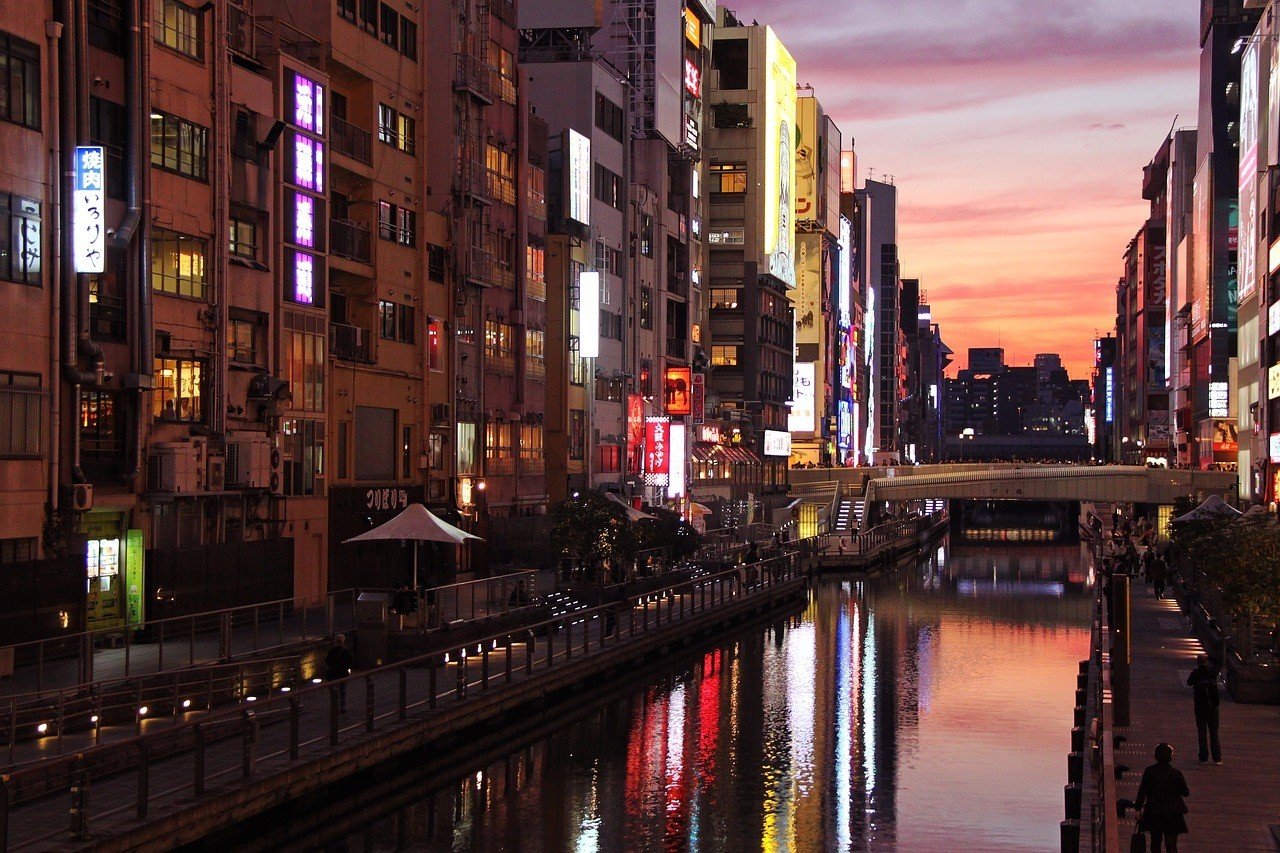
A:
323 539 1092 852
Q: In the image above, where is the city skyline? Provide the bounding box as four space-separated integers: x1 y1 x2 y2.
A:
730 0 1200 377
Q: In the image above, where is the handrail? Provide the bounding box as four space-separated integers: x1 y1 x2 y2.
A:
0 556 808 848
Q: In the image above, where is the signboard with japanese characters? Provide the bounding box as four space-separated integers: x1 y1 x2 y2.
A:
690 372 705 424
73 146 106 273
645 417 670 484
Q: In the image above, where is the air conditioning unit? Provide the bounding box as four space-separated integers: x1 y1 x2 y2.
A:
71 483 94 512
269 444 283 495
190 437 208 492
148 442 201 493
207 455 226 492
226 436 272 489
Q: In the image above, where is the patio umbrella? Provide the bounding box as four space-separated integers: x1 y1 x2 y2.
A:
1171 495 1242 524
606 492 658 522
343 503 482 588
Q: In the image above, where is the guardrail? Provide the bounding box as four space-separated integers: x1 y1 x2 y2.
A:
1066 582 1119 853
0 556 807 850
1 591 358 700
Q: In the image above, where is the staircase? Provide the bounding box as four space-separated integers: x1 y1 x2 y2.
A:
923 498 945 516
832 498 866 534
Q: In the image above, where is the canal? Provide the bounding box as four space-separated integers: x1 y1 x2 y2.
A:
292 539 1094 852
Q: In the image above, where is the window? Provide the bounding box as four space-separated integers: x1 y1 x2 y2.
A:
379 4 399 49
601 310 623 341
377 103 415 154
229 210 263 262
152 229 207 298
595 376 624 403
358 0 377 33
526 329 545 380
337 0 356 23
0 31 40 129
488 42 516 104
284 326 325 412
711 345 739 366
520 424 544 470
595 93 625 142
88 0 126 53
596 444 622 473
153 0 203 60
568 410 585 460
569 348 588 386
594 163 623 209
378 300 415 343
0 192 41 285
484 320 515 372
80 389 121 465
89 97 126 199
282 417 323 496
0 371 42 458
485 421 513 473
427 320 442 370
427 244 447 282
227 310 265 366
594 241 624 276
0 537 37 563
710 288 740 309
457 421 477 475
427 432 445 470
152 357 205 422
400 18 418 61
151 110 209 180
640 287 653 329
526 244 546 302
528 166 546 220
377 200 416 246
710 163 747 194
711 102 751 129
486 143 515 204
640 214 653 257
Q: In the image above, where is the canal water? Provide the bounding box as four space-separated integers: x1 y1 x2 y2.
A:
314 539 1093 852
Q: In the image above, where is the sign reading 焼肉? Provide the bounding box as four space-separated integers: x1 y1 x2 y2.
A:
74 146 106 274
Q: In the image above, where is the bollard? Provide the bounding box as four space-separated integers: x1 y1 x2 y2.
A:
1064 783 1082 820
1066 751 1083 784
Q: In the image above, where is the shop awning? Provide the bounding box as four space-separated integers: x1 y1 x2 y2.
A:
723 446 761 465
692 444 722 463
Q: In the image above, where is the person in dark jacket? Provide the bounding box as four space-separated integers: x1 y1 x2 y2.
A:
1187 655 1222 763
325 634 355 713
1149 555 1169 599
1135 742 1190 853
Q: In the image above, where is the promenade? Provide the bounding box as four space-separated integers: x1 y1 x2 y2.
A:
1115 575 1280 851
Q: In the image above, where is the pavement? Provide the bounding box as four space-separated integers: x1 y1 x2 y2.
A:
1115 573 1280 851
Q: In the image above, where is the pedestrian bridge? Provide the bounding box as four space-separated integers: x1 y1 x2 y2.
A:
790 464 1237 517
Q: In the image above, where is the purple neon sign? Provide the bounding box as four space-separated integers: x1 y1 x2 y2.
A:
291 72 325 135
293 192 315 248
293 250 315 304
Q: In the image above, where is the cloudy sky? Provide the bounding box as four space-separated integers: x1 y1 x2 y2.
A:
725 0 1201 377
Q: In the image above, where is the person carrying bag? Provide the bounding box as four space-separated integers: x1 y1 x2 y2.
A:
1135 743 1190 853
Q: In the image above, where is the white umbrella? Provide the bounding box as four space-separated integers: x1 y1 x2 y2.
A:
607 492 658 522
343 503 482 588
1171 495 1242 524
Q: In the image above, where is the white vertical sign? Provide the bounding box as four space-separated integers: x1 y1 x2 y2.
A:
668 423 686 499
568 129 591 226
73 146 106 273
579 270 601 358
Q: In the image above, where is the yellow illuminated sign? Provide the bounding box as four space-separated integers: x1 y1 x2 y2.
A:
684 7 700 49
764 28 797 288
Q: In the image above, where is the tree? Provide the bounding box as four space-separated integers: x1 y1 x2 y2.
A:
636 507 704 567
549 492 637 576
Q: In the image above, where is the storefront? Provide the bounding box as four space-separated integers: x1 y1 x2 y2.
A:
329 484 427 590
80 510 144 632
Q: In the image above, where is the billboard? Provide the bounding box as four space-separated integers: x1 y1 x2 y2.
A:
794 234 823 345
690 372 705 424
668 423 687 497
1148 323 1166 390
789 362 816 433
663 365 693 416
579 270 600 358
73 146 106 273
645 417 670 480
567 129 591 226
1191 160 1211 342
838 215 852 329
763 28 797 288
762 430 792 457
795 97 819 226
1240 40 1262 304
1210 419 1238 453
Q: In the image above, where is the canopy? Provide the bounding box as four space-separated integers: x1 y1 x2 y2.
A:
607 491 657 522
1171 495 1242 524
343 503 481 588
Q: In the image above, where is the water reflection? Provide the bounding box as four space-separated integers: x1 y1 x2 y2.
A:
322 539 1091 852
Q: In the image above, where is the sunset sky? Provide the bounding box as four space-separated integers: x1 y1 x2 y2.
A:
727 0 1201 377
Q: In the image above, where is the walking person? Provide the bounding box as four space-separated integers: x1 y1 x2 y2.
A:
1135 743 1190 853
1187 655 1222 764
1150 554 1169 600
325 633 355 713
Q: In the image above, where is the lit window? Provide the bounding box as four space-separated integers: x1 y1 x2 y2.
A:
152 357 204 422
151 228 207 298
153 0 202 60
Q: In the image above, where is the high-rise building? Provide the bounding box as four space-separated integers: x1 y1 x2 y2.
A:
855 178 902 462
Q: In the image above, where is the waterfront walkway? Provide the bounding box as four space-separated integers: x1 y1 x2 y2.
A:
1115 576 1280 851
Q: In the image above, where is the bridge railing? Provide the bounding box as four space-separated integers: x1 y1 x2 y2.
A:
0 556 809 849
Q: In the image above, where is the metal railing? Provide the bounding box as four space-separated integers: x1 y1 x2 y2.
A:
330 218 372 263
330 322 373 363
410 571 541 629
1 591 358 701
1073 585 1120 852
0 557 806 849
331 116 372 165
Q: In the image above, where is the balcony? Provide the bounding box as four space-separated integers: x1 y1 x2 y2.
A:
330 219 371 264
666 338 687 360
331 116 372 165
467 247 514 289
330 322 373 363
454 53 494 105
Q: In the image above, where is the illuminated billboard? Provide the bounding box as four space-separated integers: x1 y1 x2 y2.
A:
763 28 797 288
795 97 819 225
567 129 591 226
579 270 600 358
789 362 815 433
645 417 670 481
668 423 687 498
838 215 852 330
762 430 791 457
1190 160 1211 341
664 366 693 416
794 234 822 346
1240 40 1262 304
73 146 106 273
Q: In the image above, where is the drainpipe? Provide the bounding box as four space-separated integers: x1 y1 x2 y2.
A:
116 0 149 481
47 19 64 511
211 0 229 438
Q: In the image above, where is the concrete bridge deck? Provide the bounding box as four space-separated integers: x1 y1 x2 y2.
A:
0 559 809 852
